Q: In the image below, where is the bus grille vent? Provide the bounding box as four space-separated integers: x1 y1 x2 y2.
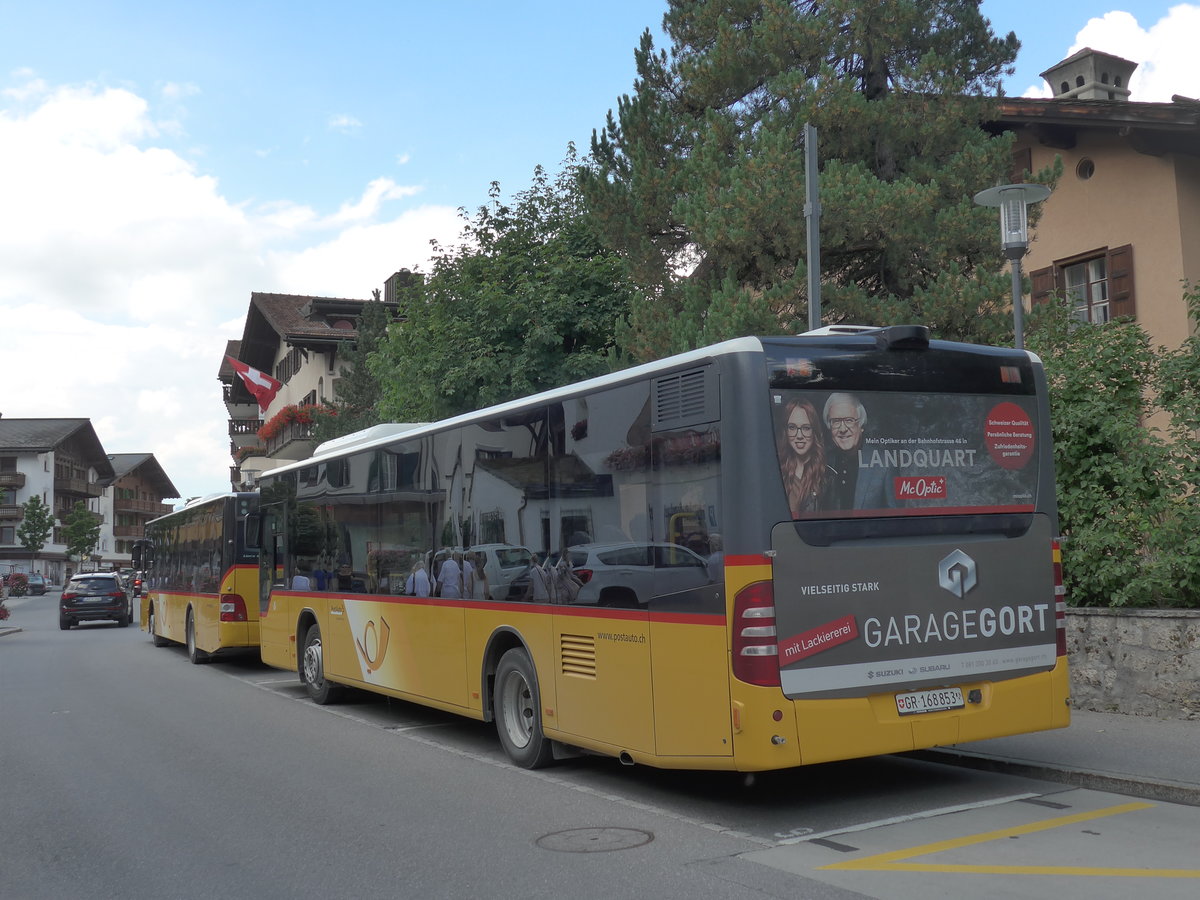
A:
560 633 597 679
652 366 718 431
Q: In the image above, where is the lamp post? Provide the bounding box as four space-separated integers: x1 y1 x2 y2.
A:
973 183 1051 351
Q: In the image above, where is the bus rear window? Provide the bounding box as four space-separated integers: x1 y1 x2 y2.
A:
771 388 1039 518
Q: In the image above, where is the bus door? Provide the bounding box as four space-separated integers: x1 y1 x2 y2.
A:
648 404 730 759
257 498 295 671
549 388 656 755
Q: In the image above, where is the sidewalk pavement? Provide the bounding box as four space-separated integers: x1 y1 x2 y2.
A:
916 707 1200 806
0 615 1194 804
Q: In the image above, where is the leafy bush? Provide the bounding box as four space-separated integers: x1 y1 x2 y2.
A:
1027 284 1200 608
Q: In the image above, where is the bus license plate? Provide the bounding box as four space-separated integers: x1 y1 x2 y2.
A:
895 687 964 716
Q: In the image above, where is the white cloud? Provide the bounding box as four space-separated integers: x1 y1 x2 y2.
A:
0 77 462 502
160 81 200 102
328 113 362 133
269 204 463 297
1022 5 1200 101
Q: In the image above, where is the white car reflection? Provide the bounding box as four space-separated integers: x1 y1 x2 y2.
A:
559 542 713 608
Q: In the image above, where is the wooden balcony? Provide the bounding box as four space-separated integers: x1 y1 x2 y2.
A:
0 504 22 521
54 476 103 498
229 418 261 437
113 525 144 538
114 497 174 516
0 472 26 488
265 420 316 460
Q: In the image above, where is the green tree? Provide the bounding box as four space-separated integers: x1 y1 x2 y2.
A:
312 287 414 444
584 0 1049 361
63 501 101 572
371 148 635 421
17 495 55 572
1027 286 1200 608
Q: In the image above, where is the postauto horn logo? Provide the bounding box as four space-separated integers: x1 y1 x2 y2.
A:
938 549 977 599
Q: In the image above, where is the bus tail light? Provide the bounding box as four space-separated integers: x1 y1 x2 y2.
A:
732 580 780 687
220 593 248 622
1052 540 1067 657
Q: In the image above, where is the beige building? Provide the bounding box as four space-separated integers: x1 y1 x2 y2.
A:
992 49 1200 347
221 287 403 488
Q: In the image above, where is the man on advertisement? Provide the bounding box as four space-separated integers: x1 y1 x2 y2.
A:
823 392 889 511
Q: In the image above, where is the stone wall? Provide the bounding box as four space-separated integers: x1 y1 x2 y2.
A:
1066 608 1200 720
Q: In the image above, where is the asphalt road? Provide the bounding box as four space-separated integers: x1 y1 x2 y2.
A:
3 592 1198 900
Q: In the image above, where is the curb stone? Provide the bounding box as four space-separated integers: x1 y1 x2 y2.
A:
910 746 1200 808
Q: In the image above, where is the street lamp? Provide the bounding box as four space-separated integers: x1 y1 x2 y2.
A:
973 183 1051 351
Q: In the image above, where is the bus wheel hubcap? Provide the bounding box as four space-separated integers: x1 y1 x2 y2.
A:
304 640 323 684
501 672 533 748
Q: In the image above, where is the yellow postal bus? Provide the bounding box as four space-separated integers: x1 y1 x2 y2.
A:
139 492 260 664
256 326 1069 770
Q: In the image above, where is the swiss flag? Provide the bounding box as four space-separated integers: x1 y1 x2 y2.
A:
226 356 283 413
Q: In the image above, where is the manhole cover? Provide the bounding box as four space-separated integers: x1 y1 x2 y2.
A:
536 827 654 853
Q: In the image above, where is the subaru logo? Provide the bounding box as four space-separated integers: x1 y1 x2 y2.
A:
938 549 977 599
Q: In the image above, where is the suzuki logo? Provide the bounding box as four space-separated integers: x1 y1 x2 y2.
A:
938 549 977 599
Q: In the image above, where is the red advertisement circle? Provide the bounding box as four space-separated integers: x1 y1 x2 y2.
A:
984 402 1035 470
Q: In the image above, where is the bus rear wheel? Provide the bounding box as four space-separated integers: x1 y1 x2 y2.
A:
186 608 210 664
148 605 169 647
494 648 554 769
301 623 344 705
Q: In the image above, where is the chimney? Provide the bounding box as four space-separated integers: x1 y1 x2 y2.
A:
1040 48 1137 101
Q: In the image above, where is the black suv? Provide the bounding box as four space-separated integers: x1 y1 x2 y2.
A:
60 573 132 629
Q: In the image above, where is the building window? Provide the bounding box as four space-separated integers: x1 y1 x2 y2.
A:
1065 257 1109 323
1 526 14 545
1031 245 1135 324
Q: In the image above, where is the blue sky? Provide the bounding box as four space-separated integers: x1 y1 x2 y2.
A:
1 1 1194 503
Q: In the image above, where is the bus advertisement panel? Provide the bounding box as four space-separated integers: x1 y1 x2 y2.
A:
769 388 1056 698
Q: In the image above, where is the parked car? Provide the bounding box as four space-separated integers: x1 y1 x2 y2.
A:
60 572 132 629
26 573 48 595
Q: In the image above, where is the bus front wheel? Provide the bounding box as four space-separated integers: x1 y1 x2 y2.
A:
301 623 344 705
494 648 554 769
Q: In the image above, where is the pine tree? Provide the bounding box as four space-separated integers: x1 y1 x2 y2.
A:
584 0 1041 360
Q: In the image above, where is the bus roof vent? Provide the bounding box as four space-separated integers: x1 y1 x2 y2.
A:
652 366 719 431
876 325 930 351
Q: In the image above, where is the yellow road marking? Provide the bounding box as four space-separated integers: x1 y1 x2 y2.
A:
821 801 1200 878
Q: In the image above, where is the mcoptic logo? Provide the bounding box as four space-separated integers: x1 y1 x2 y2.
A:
938 549 977 599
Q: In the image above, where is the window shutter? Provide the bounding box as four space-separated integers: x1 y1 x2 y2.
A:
1108 244 1136 319
1030 265 1058 306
